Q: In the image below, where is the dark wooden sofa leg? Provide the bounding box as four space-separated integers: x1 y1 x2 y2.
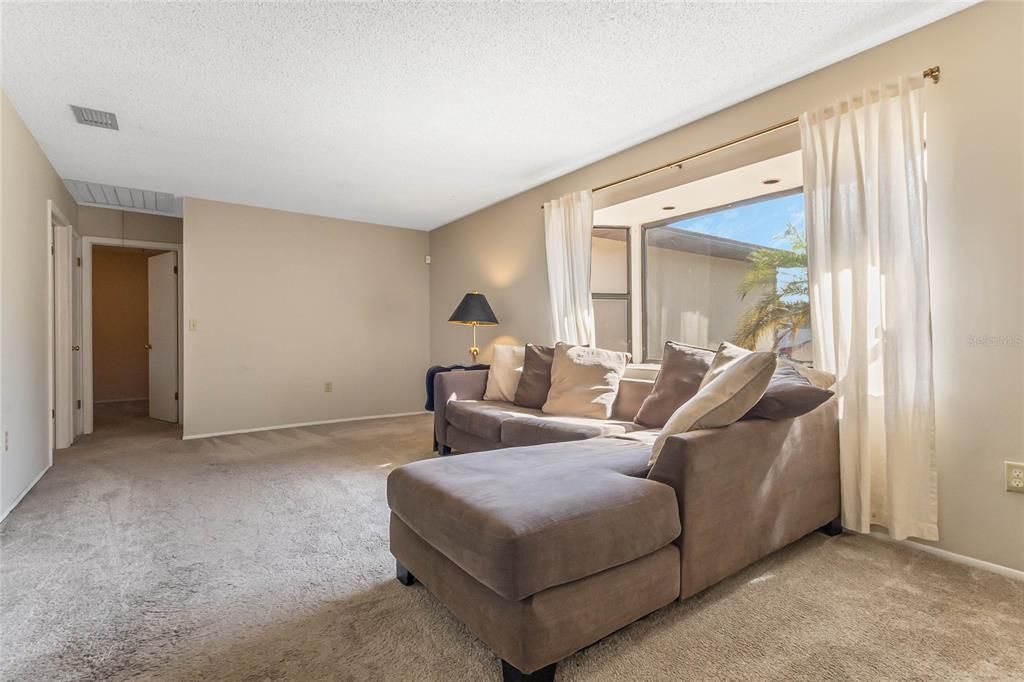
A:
501 660 557 682
396 561 416 586
439 444 453 456
820 516 843 536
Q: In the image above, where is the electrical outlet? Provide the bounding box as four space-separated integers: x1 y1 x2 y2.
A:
424 255 431 264
324 382 333 393
1006 461 1024 494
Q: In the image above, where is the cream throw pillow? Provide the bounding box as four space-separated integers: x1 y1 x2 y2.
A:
648 348 776 466
483 344 526 402
542 343 630 419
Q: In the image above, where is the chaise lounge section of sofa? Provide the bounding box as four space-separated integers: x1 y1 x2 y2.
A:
391 374 840 680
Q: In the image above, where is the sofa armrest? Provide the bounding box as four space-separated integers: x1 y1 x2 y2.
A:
434 369 489 450
647 399 840 598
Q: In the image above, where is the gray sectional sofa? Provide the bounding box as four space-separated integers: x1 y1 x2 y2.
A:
388 367 840 682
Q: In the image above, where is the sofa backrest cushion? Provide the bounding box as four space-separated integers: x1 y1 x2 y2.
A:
648 347 776 465
634 342 715 428
543 343 630 419
513 344 555 408
611 377 656 421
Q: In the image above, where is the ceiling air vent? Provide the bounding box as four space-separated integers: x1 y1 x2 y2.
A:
64 180 180 216
70 105 119 130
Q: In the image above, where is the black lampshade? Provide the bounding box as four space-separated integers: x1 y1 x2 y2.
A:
448 292 498 326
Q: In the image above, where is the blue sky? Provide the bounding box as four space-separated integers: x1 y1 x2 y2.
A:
668 191 805 248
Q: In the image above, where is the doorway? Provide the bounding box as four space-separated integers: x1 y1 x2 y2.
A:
89 245 179 430
84 239 181 433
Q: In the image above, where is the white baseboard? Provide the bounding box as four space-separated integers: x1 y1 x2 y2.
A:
0 464 51 523
182 411 429 441
868 531 1024 582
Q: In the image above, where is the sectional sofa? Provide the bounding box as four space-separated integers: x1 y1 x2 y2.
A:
387 357 841 682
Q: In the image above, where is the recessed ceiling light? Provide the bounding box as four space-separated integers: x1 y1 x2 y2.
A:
662 206 676 211
762 178 781 185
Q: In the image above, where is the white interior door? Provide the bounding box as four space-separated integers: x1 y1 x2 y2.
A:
53 224 74 448
72 231 84 436
148 251 179 422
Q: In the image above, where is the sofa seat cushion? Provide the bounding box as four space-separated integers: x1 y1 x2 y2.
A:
387 438 679 601
501 414 645 448
445 400 541 442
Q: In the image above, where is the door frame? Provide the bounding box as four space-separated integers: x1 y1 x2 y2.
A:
47 201 75 456
81 237 183 433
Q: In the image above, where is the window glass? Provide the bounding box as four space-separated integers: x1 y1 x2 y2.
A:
593 299 630 354
591 227 631 355
644 191 811 363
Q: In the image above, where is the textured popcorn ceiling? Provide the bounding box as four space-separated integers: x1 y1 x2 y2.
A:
1 2 971 230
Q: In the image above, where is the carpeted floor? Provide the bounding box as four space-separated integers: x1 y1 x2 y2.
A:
1 403 1022 681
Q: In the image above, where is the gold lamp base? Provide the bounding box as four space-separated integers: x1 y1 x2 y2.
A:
469 324 480 362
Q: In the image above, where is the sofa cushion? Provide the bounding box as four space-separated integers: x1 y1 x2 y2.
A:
634 342 715 428
501 414 644 447
445 400 540 442
387 437 679 601
543 343 630 419
513 344 555 408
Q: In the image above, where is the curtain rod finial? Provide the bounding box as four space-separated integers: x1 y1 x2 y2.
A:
923 66 940 84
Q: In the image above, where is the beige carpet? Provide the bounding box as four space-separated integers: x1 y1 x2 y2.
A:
1 403 1021 681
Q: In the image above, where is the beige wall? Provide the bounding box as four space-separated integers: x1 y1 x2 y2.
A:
428 2 1024 571
182 198 430 438
79 205 182 244
0 91 79 516
92 248 149 402
645 246 756 360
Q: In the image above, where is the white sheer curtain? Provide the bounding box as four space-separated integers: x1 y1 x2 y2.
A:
800 75 938 541
544 190 595 346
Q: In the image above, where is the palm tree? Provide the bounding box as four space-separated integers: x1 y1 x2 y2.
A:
733 224 810 352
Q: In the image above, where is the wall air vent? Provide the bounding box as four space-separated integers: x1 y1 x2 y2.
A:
70 105 119 130
64 179 181 216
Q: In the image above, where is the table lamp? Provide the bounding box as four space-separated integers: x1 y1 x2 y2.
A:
448 292 498 361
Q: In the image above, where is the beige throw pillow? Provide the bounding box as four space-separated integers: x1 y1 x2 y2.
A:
483 344 525 402
648 348 776 466
698 341 752 387
542 343 630 419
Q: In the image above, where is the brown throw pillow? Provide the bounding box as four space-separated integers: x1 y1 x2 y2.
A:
648 349 776 466
742 364 834 420
542 342 630 419
634 342 715 427
512 344 555 409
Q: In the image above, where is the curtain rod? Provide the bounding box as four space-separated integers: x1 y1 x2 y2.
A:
542 65 940 206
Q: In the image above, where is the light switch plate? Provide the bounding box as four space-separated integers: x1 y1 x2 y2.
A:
188 319 198 332
1006 461 1024 493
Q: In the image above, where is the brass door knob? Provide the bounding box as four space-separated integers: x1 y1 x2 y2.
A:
72 345 80 351
145 344 153 350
